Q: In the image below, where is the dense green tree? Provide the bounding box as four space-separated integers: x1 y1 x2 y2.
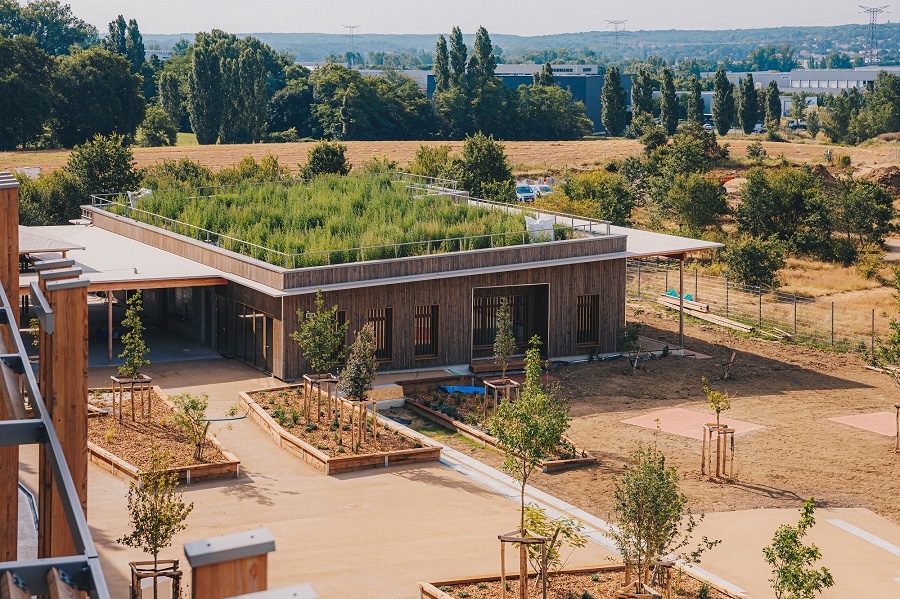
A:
659 68 678 135
789 92 810 122
533 62 554 87
806 108 821 138
140 53 161 104
268 82 315 137
831 178 895 247
561 171 635 226
138 106 177 147
601 66 627 136
725 236 787 289
301 140 351 177
667 173 729 232
765 79 782 125
157 70 183 131
448 26 467 89
739 73 759 134
66 133 140 196
467 26 496 89
631 69 654 117
11 0 98 56
52 47 145 147
712 68 735 136
455 132 514 202
0 36 55 150
16 168 81 225
433 34 450 93
187 34 225 144
102 15 127 55
517 84 593 140
687 76 705 123
125 18 144 74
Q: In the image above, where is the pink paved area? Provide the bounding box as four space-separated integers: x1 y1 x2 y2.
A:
828 412 899 437
621 407 765 440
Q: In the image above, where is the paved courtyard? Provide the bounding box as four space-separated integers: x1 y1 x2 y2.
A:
18 357 900 598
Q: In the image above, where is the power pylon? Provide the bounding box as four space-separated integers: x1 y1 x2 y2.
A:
860 6 888 64
606 19 627 54
343 25 360 67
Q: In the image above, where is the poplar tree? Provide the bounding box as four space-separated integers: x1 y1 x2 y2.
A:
103 15 127 55
125 18 144 73
688 76 705 123
631 69 654 117
533 62 554 86
448 26 467 89
468 26 495 88
712 68 735 136
433 34 450 93
158 71 182 129
739 73 759 134
659 68 678 135
766 79 782 125
601 66 627 136
187 38 224 145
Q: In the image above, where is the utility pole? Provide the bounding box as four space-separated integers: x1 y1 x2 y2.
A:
606 19 627 54
343 24 360 68
860 5 888 64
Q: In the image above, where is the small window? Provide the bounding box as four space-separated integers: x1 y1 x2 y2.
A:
414 305 439 358
576 294 600 347
367 307 393 362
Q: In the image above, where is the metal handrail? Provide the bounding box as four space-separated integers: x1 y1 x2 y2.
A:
87 173 613 270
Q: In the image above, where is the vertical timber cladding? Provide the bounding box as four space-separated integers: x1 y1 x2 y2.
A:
281 258 626 380
216 282 284 377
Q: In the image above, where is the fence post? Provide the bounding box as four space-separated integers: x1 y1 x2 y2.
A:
665 264 669 292
725 275 729 318
695 268 699 298
793 293 797 337
758 287 762 329
637 260 642 299
831 301 835 346
872 309 876 353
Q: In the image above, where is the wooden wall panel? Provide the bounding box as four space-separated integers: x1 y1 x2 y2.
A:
279 258 626 380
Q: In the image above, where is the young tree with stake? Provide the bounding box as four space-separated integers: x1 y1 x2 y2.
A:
493 297 517 381
338 323 378 453
291 289 347 422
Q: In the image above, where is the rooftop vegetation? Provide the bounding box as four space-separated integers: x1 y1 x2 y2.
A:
123 175 548 267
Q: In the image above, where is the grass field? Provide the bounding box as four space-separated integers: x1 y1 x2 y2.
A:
3 138 899 177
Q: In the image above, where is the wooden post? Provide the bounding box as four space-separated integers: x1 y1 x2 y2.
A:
895 404 900 453
500 540 506 599
678 255 685 349
0 172 19 562
184 528 275 599
518 542 528 599
38 278 90 559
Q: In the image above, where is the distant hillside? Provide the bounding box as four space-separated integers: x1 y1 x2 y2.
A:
143 23 899 63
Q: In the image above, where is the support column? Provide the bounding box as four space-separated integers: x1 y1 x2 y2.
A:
108 292 113 364
38 276 89 559
678 255 685 350
0 172 19 561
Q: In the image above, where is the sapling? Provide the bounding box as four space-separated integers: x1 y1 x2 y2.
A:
338 323 378 453
290 289 346 422
493 297 517 381
763 498 834 599
702 377 731 427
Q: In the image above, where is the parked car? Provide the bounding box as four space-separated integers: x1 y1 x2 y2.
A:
533 184 553 196
515 185 538 202
703 122 715 131
752 122 765 134
788 119 807 130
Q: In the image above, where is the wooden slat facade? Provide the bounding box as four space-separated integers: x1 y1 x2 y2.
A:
278 259 626 380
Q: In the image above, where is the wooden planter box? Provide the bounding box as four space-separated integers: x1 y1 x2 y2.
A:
87 386 241 485
239 389 442 475
419 564 744 599
406 400 597 473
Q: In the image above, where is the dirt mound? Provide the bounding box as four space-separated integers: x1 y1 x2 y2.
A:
863 165 900 195
809 163 838 189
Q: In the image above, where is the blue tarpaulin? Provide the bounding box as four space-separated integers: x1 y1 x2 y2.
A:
437 385 485 395
666 288 693 301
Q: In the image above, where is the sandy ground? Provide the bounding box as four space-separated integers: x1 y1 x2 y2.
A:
2 138 899 176
420 302 900 527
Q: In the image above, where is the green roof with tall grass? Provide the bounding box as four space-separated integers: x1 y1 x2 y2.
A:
126 175 541 267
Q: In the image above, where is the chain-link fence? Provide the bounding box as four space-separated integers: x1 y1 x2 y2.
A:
626 258 891 352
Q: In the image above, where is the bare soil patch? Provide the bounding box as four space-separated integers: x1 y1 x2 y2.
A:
87 389 226 470
249 387 420 457
403 303 900 525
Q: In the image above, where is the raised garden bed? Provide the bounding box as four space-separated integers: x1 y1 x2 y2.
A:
407 393 596 473
240 385 441 475
87 387 240 485
419 564 737 599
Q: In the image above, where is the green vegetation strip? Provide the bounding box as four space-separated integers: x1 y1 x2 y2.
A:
124 175 534 267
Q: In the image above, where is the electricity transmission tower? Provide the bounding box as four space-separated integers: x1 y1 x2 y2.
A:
860 5 888 64
606 19 627 54
343 24 360 67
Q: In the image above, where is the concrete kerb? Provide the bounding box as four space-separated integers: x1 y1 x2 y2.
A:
380 409 749 598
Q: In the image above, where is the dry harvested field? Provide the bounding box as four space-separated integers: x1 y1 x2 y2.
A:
412 302 900 526
3 138 900 176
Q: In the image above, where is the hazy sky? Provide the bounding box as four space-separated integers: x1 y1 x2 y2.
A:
60 0 883 36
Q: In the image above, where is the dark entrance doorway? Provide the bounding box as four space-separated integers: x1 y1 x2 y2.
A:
471 284 549 360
